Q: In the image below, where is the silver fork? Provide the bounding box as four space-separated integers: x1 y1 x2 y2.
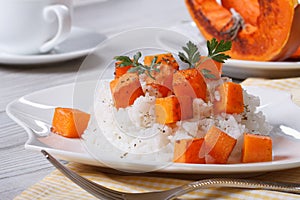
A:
42 150 300 200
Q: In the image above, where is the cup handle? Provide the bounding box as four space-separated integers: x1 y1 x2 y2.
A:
39 5 71 53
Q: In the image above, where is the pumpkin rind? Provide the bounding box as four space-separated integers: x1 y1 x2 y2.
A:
290 46 300 59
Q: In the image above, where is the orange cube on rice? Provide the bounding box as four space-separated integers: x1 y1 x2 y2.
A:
173 68 207 101
145 64 176 97
110 73 145 109
114 61 133 79
155 95 193 124
204 126 237 164
214 82 244 114
155 95 181 124
144 53 179 70
173 138 205 164
177 95 193 120
197 56 223 80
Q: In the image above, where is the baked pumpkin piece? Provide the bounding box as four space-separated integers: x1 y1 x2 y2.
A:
173 138 205 164
185 0 300 61
145 64 176 97
144 53 179 70
155 95 181 124
110 73 145 109
197 56 223 80
204 125 237 164
51 107 90 138
221 0 260 27
173 68 207 101
114 61 133 79
290 46 300 59
242 133 272 163
213 82 244 114
221 0 300 61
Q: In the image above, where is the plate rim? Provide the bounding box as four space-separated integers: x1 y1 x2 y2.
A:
226 59 300 70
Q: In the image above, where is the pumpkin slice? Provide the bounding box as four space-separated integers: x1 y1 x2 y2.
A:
185 0 300 61
221 0 259 26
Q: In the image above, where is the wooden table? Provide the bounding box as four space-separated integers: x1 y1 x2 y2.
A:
0 0 191 199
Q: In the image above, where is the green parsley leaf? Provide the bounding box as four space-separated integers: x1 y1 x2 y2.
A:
114 52 159 79
178 38 232 79
201 69 216 79
207 38 232 63
113 56 132 67
178 41 200 68
133 52 142 63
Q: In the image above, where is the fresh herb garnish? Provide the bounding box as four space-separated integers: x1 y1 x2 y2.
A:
178 41 200 69
201 68 216 79
206 38 232 63
178 38 232 79
114 51 141 67
114 52 159 79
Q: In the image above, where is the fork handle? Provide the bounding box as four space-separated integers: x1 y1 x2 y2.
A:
169 178 300 199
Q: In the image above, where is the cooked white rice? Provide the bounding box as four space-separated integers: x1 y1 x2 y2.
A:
82 78 272 164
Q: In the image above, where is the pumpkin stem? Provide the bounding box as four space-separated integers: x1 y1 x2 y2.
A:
220 8 245 40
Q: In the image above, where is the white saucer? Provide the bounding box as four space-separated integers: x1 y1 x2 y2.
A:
0 27 107 65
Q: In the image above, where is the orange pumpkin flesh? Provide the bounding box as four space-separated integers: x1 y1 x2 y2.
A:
221 0 259 27
185 0 300 61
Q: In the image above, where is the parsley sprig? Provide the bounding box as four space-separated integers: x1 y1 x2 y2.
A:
114 52 159 79
178 38 232 78
178 41 200 69
206 38 232 63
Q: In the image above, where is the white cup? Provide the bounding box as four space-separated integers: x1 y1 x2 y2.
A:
0 0 73 55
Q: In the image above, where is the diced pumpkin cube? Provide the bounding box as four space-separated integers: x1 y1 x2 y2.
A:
177 95 193 120
214 82 244 114
173 138 205 164
242 133 273 163
155 95 181 124
51 107 90 138
197 56 223 80
110 73 144 109
204 126 237 164
173 68 207 100
146 83 173 97
145 65 175 97
144 53 179 70
114 61 132 79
